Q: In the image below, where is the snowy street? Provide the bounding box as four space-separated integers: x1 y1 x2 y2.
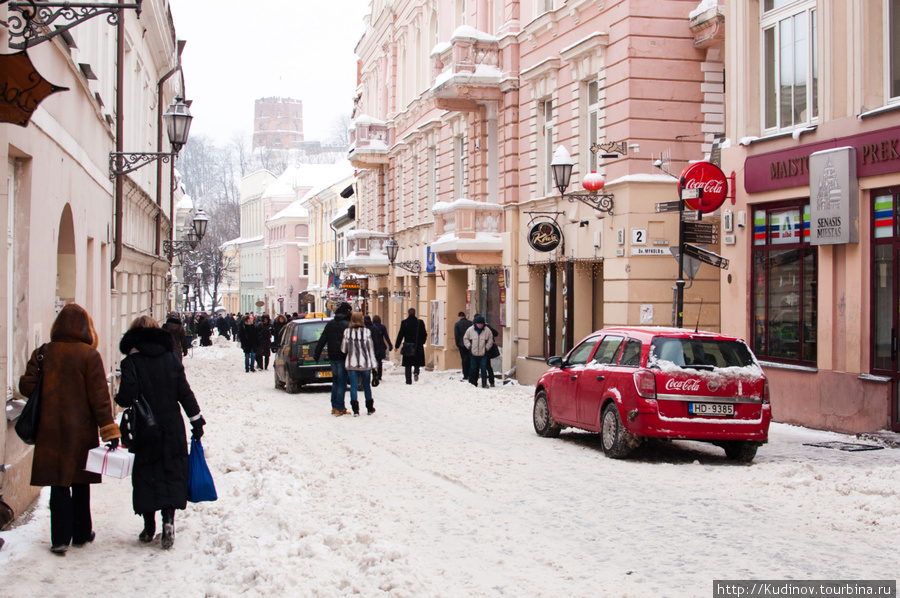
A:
2 340 899 597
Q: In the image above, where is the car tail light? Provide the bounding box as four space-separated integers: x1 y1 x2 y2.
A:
633 370 656 399
762 378 770 404
292 334 297 343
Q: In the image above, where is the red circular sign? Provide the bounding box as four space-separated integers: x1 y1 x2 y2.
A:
678 162 728 213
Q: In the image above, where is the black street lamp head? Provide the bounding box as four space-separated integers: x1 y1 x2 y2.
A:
192 209 209 240
551 146 574 194
163 97 193 153
186 227 199 249
385 236 400 264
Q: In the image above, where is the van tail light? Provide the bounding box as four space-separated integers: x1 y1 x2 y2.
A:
633 370 657 399
762 378 770 404
292 335 297 343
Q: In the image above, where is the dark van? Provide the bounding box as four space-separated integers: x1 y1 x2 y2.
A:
273 317 333 393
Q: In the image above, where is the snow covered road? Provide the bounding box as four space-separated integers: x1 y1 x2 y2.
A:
2 341 898 597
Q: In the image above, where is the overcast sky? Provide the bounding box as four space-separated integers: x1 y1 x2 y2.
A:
169 0 371 146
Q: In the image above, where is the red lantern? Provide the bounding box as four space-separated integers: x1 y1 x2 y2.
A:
581 171 605 192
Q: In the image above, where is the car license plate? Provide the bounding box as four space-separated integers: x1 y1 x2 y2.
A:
688 402 733 416
316 370 332 379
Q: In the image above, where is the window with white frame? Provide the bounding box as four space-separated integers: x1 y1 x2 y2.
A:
397 159 405 226
890 0 900 99
586 80 601 172
456 135 468 198
412 152 420 222
538 0 554 14
303 255 309 276
762 0 818 131
429 146 439 207
541 99 555 195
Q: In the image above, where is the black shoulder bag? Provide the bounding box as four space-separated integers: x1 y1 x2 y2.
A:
15 344 45 445
120 359 160 450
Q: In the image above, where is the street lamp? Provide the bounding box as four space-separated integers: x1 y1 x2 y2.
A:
164 209 209 261
195 265 203 312
109 97 193 178
385 237 421 274
550 143 624 215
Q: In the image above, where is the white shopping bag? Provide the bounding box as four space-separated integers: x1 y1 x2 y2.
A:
85 446 135 478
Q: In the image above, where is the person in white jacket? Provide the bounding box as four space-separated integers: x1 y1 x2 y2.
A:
341 312 377 415
463 315 494 388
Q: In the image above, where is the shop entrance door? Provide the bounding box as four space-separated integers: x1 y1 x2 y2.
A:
871 190 900 432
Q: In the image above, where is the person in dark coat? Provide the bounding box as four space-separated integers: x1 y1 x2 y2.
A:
395 308 427 385
453 311 472 381
367 314 392 387
115 316 204 550
162 313 189 363
256 315 273 370
216 315 231 340
196 314 213 346
229 313 240 342
314 302 352 415
18 304 121 555
238 314 259 372
272 314 288 348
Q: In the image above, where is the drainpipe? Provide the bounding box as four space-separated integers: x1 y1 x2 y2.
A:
111 13 125 283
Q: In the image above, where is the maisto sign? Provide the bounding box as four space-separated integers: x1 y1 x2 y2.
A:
678 162 728 213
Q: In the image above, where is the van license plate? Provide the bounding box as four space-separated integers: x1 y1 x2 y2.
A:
316 371 332 379
688 403 733 416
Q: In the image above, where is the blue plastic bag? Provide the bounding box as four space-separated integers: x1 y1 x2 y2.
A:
187 438 217 503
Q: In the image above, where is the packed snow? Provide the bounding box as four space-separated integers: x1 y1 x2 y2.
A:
1 339 898 597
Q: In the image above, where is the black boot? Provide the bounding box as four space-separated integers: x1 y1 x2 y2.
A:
161 509 175 549
139 512 155 543
351 400 360 416
366 400 375 415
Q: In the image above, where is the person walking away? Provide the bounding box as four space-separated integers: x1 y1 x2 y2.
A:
314 302 352 415
343 312 377 415
463 315 494 388
367 315 392 387
478 314 500 387
216 315 231 340
18 304 122 555
230 313 240 342
238 314 259 372
162 313 189 363
272 314 288 348
256 314 273 370
395 308 427 385
453 311 472 382
115 316 205 550
196 314 213 347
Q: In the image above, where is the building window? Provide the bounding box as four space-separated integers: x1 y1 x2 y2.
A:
538 0 553 14
456 135 468 198
890 0 900 99
586 81 600 172
751 202 817 364
429 146 439 207
762 1 818 131
303 255 309 276
397 158 405 227
541 99 555 196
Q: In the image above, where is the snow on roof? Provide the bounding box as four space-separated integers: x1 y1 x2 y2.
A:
690 0 721 19
451 26 498 43
176 194 193 210
270 199 309 221
297 162 356 202
263 165 301 199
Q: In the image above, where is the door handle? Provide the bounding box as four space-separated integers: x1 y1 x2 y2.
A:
570 375 578 381
596 376 605 381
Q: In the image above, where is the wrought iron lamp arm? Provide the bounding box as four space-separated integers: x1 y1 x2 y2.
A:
109 151 175 180
7 1 143 50
561 191 614 215
391 260 422 275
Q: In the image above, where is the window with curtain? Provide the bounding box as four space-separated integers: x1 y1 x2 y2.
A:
751 202 817 364
762 0 817 131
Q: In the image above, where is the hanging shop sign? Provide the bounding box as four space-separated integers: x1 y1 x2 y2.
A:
678 162 728 213
808 147 859 245
528 221 562 252
0 51 68 126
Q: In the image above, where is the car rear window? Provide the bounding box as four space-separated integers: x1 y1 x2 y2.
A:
297 321 327 344
649 337 756 369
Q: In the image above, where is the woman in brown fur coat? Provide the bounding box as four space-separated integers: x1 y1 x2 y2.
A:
18 303 121 555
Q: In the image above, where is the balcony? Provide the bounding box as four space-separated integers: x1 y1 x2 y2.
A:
429 26 502 113
348 115 390 169
430 199 504 266
344 229 391 275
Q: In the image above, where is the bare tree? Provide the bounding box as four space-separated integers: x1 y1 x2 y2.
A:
329 113 352 147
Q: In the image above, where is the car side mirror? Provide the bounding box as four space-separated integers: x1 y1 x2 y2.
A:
547 356 562 367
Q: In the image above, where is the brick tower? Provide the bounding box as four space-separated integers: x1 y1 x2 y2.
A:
252 97 304 150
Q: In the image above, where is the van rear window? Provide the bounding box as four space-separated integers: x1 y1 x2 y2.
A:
649 337 756 369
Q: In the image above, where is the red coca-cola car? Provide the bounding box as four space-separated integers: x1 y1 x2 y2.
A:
533 327 772 462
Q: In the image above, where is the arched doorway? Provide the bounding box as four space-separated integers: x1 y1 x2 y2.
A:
57 204 76 310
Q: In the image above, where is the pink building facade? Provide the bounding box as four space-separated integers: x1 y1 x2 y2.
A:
349 0 724 384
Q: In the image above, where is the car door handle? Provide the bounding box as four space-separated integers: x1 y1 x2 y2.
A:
570 375 578 381
596 376 605 381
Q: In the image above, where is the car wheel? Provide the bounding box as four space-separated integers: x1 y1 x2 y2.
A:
285 378 300 394
274 372 284 390
533 390 561 438
723 441 759 463
600 403 636 459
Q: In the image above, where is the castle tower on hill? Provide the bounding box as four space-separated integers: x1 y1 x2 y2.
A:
253 97 304 150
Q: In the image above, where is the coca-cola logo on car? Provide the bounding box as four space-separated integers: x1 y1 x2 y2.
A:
665 378 701 392
678 162 729 213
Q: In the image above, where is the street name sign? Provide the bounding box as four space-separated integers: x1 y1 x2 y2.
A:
655 200 682 213
682 243 729 270
683 221 719 244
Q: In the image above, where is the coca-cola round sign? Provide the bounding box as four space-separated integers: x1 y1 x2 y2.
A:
678 162 728 213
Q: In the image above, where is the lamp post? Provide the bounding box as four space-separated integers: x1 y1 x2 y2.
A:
550 143 625 215
195 265 203 312
164 209 209 261
109 97 193 179
385 237 422 274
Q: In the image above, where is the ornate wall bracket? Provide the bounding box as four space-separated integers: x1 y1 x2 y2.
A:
6 1 143 49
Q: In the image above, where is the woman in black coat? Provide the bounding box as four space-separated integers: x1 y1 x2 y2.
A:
394 308 427 385
367 315 392 387
196 315 213 346
238 314 259 372
256 315 272 370
115 316 205 550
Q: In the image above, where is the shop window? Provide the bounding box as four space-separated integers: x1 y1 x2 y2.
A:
762 1 817 131
751 202 817 364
